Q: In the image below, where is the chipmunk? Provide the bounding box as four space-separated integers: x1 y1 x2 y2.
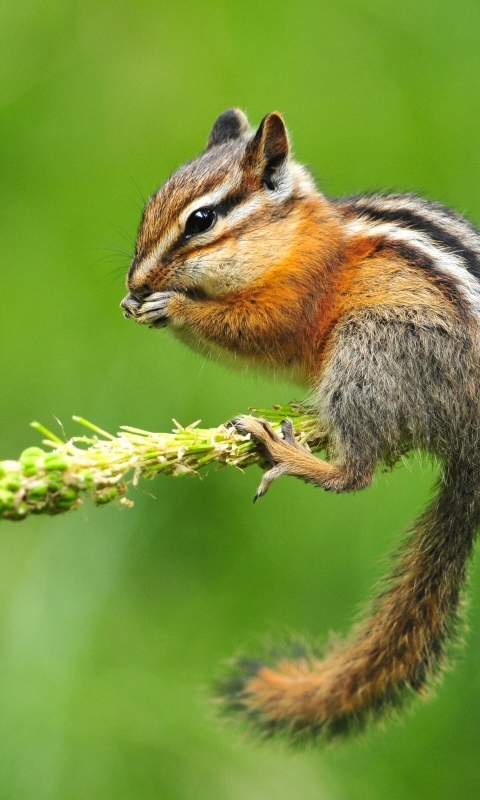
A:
121 109 480 742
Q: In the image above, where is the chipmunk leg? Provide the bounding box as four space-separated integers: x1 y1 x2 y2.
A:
234 415 374 500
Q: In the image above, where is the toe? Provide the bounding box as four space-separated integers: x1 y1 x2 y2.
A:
280 418 297 446
253 464 287 502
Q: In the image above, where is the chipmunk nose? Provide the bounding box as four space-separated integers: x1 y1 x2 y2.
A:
128 284 151 300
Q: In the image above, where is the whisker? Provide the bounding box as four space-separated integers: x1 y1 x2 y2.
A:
129 175 148 207
111 229 134 249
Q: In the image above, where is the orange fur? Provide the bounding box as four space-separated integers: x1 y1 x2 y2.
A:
123 109 480 743
168 222 458 380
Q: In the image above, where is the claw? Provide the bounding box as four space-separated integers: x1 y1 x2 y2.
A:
253 482 267 503
280 418 297 446
120 294 142 319
232 416 294 501
253 464 287 502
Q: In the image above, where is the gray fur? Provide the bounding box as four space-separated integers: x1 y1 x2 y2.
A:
318 307 480 472
123 111 480 739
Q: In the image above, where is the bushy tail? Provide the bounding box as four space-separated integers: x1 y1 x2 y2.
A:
216 460 480 743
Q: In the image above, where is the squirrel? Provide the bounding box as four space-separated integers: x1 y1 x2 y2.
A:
121 109 480 743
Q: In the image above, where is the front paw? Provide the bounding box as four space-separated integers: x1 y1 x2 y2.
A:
135 291 179 327
120 294 142 319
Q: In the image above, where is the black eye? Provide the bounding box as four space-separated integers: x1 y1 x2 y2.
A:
184 207 217 238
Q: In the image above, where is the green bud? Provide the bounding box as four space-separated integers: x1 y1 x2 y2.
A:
94 496 109 506
0 489 15 510
20 447 45 460
44 454 69 472
46 471 64 492
20 448 47 477
4 475 21 492
56 500 75 510
22 462 39 477
28 484 48 501
56 487 79 510
59 487 78 502
94 487 118 506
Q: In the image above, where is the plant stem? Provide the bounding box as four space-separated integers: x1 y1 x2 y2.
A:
0 404 326 522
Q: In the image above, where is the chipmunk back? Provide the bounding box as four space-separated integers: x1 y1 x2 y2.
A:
122 109 480 742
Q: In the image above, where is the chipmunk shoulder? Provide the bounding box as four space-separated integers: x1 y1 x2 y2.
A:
122 109 480 742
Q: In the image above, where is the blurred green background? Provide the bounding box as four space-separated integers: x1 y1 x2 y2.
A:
1 1 480 798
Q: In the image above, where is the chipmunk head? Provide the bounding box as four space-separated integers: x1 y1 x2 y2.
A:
122 109 317 312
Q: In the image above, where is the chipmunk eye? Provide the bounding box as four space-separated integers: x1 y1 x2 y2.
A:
184 207 217 238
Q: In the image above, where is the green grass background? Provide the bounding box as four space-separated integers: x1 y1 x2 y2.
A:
1 1 480 797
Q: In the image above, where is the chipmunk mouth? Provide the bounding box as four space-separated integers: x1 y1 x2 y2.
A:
122 287 205 328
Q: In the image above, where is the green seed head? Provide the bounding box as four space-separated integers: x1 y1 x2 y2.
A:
20 447 45 460
44 454 69 472
4 475 21 492
46 471 64 492
56 487 80 510
28 484 48 501
59 487 78 502
21 460 43 477
56 500 76 510
94 487 118 506
0 489 15 510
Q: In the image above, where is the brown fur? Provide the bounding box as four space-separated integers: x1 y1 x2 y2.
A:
122 110 480 742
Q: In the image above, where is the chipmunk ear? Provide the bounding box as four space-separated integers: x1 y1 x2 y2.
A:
206 109 251 149
244 112 290 189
